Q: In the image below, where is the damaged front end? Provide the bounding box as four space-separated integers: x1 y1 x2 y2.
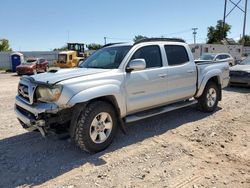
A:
14 76 73 136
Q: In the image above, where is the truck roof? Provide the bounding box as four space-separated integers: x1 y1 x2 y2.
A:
104 38 186 49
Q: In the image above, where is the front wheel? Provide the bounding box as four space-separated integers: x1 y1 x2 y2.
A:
45 66 49 72
72 101 117 153
197 81 219 112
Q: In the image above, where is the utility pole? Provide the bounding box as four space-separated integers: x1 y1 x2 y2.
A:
192 28 198 44
222 0 248 45
223 0 227 39
104 37 107 45
242 0 248 45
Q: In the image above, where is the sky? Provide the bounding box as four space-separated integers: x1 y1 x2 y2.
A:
0 0 249 51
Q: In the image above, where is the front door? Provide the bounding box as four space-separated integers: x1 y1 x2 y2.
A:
125 45 168 114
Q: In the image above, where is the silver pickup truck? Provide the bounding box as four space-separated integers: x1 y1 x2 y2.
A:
15 38 230 153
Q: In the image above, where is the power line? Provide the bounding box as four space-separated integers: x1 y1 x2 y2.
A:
163 29 192 37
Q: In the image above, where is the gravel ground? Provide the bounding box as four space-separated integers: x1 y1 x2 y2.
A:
0 72 249 188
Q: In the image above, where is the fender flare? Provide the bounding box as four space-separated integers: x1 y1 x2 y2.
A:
195 69 222 98
67 84 126 117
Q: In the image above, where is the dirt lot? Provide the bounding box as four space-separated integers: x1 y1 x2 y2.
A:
0 72 249 188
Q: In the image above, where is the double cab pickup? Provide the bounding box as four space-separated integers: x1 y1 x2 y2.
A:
15 38 230 153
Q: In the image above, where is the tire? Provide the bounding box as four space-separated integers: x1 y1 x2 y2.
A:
45 66 49 72
72 101 118 153
197 81 219 112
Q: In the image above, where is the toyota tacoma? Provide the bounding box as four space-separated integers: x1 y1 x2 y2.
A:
15 38 230 153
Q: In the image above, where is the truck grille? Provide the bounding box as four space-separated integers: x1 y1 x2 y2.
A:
18 83 30 103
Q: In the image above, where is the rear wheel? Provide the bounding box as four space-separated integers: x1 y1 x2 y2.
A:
72 101 117 153
197 81 219 112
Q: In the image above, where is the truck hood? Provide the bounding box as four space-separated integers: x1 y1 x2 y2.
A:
30 68 110 84
17 64 35 68
230 65 250 72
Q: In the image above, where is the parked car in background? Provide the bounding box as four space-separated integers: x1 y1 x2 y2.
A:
199 53 235 66
229 56 250 87
16 58 49 75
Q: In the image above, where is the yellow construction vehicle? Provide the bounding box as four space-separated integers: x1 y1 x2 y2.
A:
56 43 87 68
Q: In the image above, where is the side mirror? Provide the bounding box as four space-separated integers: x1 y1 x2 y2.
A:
126 59 146 73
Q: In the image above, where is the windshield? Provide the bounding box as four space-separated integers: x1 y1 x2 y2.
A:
58 54 67 62
200 54 216 61
239 56 250 65
23 59 37 64
79 46 132 69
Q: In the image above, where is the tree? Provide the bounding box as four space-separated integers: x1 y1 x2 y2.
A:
239 35 250 46
86 43 102 50
207 20 231 44
0 39 12 51
133 35 148 42
53 45 67 51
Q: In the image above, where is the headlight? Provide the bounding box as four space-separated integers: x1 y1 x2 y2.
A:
36 85 63 102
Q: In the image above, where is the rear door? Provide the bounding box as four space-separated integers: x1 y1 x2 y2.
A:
164 45 197 102
125 45 168 114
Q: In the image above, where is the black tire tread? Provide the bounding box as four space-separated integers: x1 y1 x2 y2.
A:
73 101 117 153
197 81 219 112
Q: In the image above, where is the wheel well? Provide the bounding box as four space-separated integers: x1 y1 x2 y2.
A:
208 76 220 86
88 96 121 118
207 76 222 101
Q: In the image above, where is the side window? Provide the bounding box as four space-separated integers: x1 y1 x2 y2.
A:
131 45 162 68
39 59 45 63
164 45 189 66
69 55 73 60
216 55 224 60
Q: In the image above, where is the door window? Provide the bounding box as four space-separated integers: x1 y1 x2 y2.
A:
131 45 162 68
216 55 224 60
164 45 189 66
39 59 45 64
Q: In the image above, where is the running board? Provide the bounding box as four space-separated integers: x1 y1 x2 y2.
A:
125 100 197 123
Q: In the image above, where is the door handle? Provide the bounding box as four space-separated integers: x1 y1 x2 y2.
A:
158 73 167 78
187 70 195 73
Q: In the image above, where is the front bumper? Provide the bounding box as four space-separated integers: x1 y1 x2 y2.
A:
16 68 34 75
15 96 67 135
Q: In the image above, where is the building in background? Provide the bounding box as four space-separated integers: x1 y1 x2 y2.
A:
189 44 244 61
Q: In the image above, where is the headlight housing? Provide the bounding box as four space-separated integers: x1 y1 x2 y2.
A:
36 85 63 102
